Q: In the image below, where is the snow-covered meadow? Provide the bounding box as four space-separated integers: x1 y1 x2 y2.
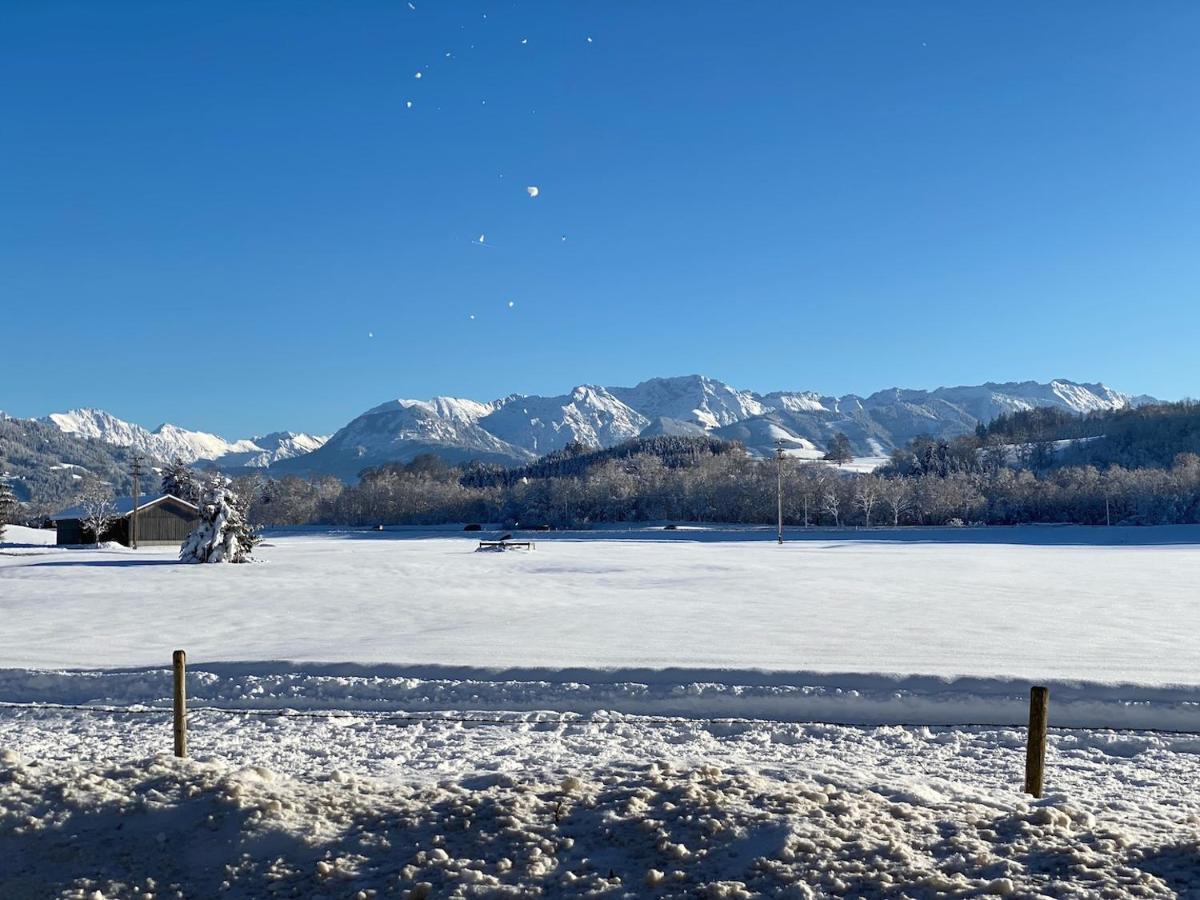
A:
5 525 1200 896
6 526 1200 676
3 525 1200 726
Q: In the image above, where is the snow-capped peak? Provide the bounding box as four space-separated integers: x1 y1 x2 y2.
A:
609 375 768 430
363 396 495 423
41 408 326 467
1047 379 1132 413
761 391 829 414
46 408 149 447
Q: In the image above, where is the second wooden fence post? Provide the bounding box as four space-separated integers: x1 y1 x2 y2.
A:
173 649 187 758
1024 685 1049 797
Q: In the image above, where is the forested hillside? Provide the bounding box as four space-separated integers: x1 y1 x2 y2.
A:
0 416 160 519
980 401 1200 469
459 436 737 487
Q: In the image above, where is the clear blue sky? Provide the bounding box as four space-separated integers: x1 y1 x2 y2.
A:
3 2 1198 437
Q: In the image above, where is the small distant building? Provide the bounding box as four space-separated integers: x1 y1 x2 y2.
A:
50 494 200 547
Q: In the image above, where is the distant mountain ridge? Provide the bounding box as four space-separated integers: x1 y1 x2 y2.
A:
42 408 327 468
0 378 1165 517
272 375 1150 480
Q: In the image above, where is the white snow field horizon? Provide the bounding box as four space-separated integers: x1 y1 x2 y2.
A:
6 524 1200 896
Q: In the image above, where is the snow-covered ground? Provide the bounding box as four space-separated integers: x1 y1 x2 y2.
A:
0 524 56 547
5 708 1200 898
5 526 1200 896
5 526 1200 678
3 526 1200 726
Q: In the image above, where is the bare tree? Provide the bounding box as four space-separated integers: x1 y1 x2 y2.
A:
820 479 843 527
79 481 117 546
854 475 880 527
879 477 912 527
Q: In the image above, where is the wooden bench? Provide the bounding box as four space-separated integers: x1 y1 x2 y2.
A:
477 539 536 552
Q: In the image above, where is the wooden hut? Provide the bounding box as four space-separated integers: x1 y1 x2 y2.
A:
51 494 200 546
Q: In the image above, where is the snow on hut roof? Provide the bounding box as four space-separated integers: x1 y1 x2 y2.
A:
50 493 198 521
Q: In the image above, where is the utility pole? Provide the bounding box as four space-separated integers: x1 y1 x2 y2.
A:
775 440 785 544
130 453 144 550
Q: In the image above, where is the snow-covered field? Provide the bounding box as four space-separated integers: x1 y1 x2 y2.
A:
3 526 1200 727
4 526 1200 896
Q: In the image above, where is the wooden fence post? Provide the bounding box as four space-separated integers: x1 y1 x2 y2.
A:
1024 685 1049 797
173 649 187 758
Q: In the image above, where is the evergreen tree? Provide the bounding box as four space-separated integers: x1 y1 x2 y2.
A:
824 432 854 465
161 456 199 502
180 476 260 563
0 459 15 542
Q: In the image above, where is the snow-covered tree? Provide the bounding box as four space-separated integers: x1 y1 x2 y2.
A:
161 456 199 502
854 475 880 527
180 476 260 563
819 477 844 527
79 481 117 546
879 477 913 526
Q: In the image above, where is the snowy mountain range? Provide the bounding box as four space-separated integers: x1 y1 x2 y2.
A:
271 376 1150 480
43 409 327 469
22 377 1149 485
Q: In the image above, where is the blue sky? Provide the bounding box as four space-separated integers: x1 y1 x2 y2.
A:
3 2 1198 437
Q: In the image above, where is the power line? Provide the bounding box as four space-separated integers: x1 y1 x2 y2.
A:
130 452 145 550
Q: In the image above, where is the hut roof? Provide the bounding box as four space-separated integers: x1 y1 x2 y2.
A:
50 493 198 521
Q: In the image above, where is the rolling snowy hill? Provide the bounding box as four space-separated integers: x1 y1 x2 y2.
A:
275 376 1146 479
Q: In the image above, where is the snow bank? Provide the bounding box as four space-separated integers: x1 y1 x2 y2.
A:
3 723 1199 897
0 525 56 548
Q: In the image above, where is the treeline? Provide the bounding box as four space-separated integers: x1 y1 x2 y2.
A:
460 435 737 487
245 436 1200 530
